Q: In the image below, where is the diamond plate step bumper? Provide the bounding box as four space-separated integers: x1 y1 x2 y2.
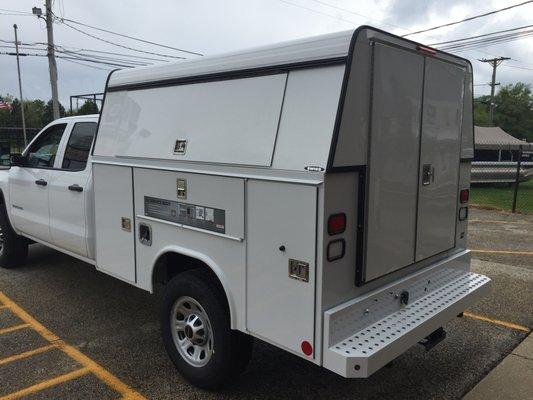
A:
323 266 491 378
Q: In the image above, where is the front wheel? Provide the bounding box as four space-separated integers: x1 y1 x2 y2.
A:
160 269 253 389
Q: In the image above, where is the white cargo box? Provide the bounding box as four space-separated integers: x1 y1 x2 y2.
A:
90 26 487 381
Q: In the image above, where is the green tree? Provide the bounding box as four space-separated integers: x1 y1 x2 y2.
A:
474 95 490 127
473 83 533 142
42 100 66 125
494 83 533 142
24 100 46 128
76 100 99 115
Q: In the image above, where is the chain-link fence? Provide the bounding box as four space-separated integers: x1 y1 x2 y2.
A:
471 144 533 214
0 127 39 166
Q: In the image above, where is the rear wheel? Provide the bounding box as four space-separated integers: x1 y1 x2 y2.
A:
0 204 28 269
160 269 253 389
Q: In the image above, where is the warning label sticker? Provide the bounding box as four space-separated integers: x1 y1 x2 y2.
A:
144 196 225 234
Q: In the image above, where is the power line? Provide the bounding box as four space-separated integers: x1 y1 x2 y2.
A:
277 0 356 25
503 64 533 71
432 25 533 52
57 19 187 60
0 39 169 63
437 29 533 52
56 49 149 67
438 33 533 51
402 0 533 37
60 57 112 71
1 7 202 58
304 0 409 32
51 13 203 56
430 24 533 46
0 12 34 16
0 51 136 68
56 45 170 63
0 8 33 15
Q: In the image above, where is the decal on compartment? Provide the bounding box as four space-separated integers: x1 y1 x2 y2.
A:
144 196 226 234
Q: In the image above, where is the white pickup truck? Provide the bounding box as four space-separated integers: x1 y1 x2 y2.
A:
0 26 490 390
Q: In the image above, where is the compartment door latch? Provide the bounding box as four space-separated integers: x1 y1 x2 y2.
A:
288 259 309 282
422 164 435 186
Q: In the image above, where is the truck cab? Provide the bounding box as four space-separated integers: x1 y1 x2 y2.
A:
1 115 98 261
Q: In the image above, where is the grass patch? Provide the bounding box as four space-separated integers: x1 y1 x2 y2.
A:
471 179 533 213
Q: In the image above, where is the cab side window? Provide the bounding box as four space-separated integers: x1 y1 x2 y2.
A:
62 122 97 170
26 123 67 168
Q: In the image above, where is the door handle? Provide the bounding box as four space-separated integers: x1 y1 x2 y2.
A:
422 164 433 186
35 179 47 186
68 184 83 192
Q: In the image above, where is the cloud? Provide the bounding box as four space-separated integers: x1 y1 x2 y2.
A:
1 0 532 109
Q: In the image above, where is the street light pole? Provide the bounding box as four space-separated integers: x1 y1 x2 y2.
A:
13 24 27 147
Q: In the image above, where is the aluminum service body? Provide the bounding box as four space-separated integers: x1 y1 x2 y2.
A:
0 26 490 378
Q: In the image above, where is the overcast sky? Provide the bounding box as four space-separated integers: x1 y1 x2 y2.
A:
1 0 532 110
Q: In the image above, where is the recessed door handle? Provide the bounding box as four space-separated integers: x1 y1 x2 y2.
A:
422 164 433 186
68 184 83 192
35 179 47 186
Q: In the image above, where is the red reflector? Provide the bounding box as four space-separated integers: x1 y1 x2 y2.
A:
301 341 313 356
328 213 346 235
417 45 437 56
460 189 469 203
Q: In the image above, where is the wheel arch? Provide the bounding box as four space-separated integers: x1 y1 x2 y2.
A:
0 188 16 231
150 246 237 329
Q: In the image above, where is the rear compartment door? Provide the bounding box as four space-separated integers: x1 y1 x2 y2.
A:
415 58 465 260
364 43 464 283
364 43 424 282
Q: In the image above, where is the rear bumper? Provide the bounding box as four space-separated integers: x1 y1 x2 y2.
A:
322 251 491 378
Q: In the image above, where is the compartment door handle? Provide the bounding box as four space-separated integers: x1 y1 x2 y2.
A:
422 164 433 186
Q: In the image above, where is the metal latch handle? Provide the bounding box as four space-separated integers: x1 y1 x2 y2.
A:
422 164 435 186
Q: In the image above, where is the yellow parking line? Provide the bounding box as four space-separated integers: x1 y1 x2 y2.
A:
58 344 147 399
0 367 91 400
0 305 7 310
0 292 147 400
469 219 532 224
0 344 57 366
0 324 29 335
463 312 531 333
470 249 533 256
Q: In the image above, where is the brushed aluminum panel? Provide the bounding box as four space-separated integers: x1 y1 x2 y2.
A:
365 43 424 282
416 59 464 261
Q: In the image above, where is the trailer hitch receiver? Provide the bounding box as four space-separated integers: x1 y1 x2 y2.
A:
418 327 446 351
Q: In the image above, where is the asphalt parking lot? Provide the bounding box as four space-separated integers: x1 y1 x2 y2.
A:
0 208 531 400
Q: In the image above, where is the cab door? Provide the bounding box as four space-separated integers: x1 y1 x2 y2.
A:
49 121 97 258
9 123 68 242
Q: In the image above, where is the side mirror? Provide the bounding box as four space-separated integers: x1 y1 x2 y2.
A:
10 153 26 167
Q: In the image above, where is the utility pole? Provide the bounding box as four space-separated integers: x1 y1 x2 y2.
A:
45 0 60 120
479 57 510 126
13 24 27 147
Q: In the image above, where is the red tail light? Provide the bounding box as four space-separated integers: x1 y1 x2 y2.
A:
460 189 469 203
328 213 346 235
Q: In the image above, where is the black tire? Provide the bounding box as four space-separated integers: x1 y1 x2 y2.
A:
0 203 28 269
160 268 253 390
